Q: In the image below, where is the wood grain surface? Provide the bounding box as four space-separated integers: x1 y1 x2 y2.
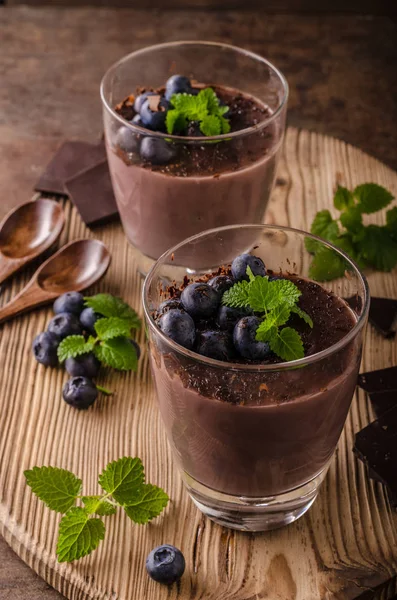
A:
0 127 396 600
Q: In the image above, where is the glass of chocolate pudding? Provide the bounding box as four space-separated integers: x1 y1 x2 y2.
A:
143 224 369 532
101 42 288 273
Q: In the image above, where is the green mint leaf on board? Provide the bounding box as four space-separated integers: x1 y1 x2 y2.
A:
84 294 141 328
355 225 397 272
95 385 113 396
57 336 95 362
57 507 105 563
200 114 221 136
98 457 145 505
94 317 134 341
222 280 250 308
334 185 355 210
305 209 339 254
123 484 169 525
82 496 117 516
354 183 394 214
386 206 397 241
308 246 346 281
339 206 363 233
290 305 314 328
268 327 305 362
24 467 81 514
94 337 138 371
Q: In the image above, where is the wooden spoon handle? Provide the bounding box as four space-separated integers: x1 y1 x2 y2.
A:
0 281 55 324
0 254 23 286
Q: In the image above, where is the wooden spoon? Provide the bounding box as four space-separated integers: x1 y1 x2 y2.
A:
0 199 65 285
0 239 111 325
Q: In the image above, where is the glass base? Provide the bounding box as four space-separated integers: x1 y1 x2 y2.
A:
183 467 329 532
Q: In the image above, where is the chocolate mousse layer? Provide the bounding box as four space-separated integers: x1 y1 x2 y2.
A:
149 276 360 497
106 85 284 260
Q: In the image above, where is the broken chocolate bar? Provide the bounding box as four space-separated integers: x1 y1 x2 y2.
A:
358 366 397 394
35 141 107 195
354 404 397 506
369 297 397 338
353 574 397 599
65 160 118 226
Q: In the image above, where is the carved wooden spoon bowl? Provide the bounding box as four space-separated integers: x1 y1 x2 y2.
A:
0 239 111 324
0 199 65 285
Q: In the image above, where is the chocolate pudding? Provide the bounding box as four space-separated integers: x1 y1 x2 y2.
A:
106 85 284 260
149 273 360 498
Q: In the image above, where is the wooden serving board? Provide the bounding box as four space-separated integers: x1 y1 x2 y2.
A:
0 127 396 600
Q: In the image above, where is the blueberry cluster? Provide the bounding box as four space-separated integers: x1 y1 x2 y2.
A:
157 254 272 362
32 292 140 409
115 75 195 165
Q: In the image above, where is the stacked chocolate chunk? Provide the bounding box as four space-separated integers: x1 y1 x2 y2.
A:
35 140 118 226
354 365 397 507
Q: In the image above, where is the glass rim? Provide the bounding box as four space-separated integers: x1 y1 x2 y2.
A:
143 223 370 372
100 40 289 143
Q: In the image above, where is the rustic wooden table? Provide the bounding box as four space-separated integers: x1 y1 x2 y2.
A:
0 6 396 599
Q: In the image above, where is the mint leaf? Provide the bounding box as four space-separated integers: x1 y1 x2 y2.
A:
386 206 397 241
94 337 138 371
246 266 256 282
222 280 250 308
98 457 144 505
165 109 186 134
269 327 304 361
305 210 339 253
82 496 117 516
255 323 278 343
198 88 219 114
94 317 134 341
340 206 363 233
261 303 291 331
290 305 313 328
334 186 355 210
95 385 113 396
84 294 141 328
354 183 394 214
25 467 81 513
123 484 169 524
57 336 95 362
200 114 221 136
271 279 301 307
220 117 231 134
57 507 105 563
355 225 397 272
308 246 346 281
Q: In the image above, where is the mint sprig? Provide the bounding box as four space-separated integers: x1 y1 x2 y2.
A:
166 87 230 136
57 293 141 371
306 183 397 280
222 268 312 362
24 456 169 563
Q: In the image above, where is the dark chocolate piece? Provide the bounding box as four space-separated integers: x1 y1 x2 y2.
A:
369 391 397 418
358 366 397 394
354 405 397 506
369 297 397 338
65 160 119 226
35 141 106 195
352 575 397 599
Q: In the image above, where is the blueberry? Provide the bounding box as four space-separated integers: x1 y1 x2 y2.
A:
32 332 59 367
186 121 202 137
140 99 166 132
129 339 141 360
146 544 185 585
140 137 176 165
53 292 84 316
131 114 144 127
196 330 235 361
47 312 82 339
65 353 101 378
207 275 235 295
115 125 139 153
180 283 220 319
80 307 101 334
233 316 271 360
134 91 157 113
158 309 196 349
62 376 98 410
231 254 266 282
217 305 250 332
165 75 192 101
268 274 284 281
157 298 183 317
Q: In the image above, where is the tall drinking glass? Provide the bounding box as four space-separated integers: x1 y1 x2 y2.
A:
101 42 288 273
143 224 369 531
